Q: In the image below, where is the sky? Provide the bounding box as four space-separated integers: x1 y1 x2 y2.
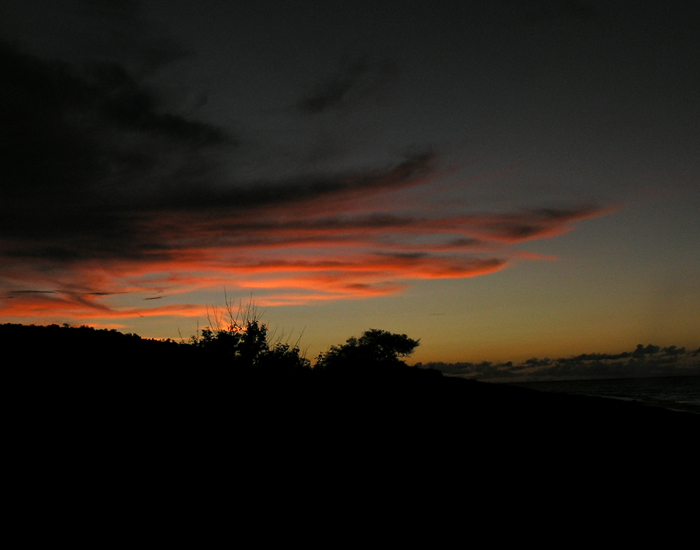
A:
1 0 699 365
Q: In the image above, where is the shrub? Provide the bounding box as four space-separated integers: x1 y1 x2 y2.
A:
190 297 308 371
315 329 419 373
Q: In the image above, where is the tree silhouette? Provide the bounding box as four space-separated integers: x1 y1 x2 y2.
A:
315 329 419 373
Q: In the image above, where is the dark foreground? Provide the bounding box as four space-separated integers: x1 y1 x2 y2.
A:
8 361 698 538
11 359 697 465
5 322 698 535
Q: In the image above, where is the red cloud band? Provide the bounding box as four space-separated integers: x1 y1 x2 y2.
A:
0 154 613 322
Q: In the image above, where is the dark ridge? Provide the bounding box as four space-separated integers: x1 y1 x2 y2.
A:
5 322 697 507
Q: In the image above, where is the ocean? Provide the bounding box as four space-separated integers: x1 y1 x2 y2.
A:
511 375 700 415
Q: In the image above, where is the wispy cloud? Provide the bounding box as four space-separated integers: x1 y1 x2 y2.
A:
296 55 396 115
0 40 613 322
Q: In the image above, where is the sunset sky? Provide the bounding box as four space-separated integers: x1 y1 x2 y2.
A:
1 0 698 364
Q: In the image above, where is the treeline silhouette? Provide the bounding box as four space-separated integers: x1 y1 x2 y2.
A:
2 322 196 366
1 300 433 378
5 320 696 427
8 318 697 381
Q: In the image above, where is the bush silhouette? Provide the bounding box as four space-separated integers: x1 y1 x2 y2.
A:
315 329 419 374
190 298 309 370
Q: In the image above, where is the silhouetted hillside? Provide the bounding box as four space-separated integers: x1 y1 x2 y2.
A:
6 320 698 520
2 323 196 366
6 323 696 433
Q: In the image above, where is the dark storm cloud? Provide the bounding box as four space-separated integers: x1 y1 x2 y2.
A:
0 39 231 255
0 39 440 266
0 30 605 274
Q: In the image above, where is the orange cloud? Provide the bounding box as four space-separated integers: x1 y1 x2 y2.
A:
0 41 618 326
1 150 614 323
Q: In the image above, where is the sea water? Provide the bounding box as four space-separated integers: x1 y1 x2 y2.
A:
512 375 700 415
